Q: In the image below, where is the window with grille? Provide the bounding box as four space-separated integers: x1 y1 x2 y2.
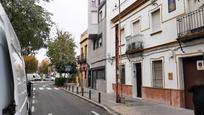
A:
152 60 163 88
120 65 126 84
97 69 105 80
151 9 161 32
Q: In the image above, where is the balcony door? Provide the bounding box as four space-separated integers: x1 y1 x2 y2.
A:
188 0 204 12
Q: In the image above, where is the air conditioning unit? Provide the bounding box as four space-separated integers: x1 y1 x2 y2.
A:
197 60 204 71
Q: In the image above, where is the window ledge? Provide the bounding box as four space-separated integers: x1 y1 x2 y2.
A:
150 30 162 36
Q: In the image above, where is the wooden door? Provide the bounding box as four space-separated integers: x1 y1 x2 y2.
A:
136 63 142 98
183 56 204 109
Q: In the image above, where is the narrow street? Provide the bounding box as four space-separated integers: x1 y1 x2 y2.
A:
30 81 111 115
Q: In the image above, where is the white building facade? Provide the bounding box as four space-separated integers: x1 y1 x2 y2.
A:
105 0 204 109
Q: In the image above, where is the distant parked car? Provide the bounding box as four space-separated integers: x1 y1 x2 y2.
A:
44 76 52 81
51 77 55 81
32 74 41 81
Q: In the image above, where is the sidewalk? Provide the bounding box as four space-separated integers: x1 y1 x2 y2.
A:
65 85 194 115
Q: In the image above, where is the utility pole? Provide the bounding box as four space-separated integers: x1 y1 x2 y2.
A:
115 0 121 103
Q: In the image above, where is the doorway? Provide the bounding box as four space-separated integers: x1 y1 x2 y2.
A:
183 56 204 109
133 63 142 98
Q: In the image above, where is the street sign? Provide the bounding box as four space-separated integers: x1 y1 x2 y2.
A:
65 65 71 73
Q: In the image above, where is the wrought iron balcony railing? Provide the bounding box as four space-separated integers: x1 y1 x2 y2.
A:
177 7 204 41
77 56 87 64
126 34 144 54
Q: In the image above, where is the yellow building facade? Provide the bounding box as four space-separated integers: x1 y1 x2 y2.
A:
79 30 89 87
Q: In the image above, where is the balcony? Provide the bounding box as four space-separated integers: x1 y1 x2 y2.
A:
125 34 144 54
77 56 87 64
177 7 204 42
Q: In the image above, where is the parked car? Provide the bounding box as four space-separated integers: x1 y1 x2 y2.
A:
44 76 52 81
32 74 41 81
0 4 30 115
51 77 56 81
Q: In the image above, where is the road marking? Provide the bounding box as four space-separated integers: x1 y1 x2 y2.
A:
31 106 35 112
33 88 36 91
54 87 59 90
46 87 52 90
33 95 35 98
32 100 35 104
91 111 100 115
48 113 53 115
39 87 44 90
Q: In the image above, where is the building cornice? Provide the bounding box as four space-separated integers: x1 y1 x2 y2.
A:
111 0 149 23
80 37 88 44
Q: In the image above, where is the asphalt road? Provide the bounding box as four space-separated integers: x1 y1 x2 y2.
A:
30 81 111 115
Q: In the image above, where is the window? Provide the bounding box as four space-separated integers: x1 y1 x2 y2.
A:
152 60 163 88
98 0 104 5
97 69 105 80
120 29 125 44
168 0 176 12
98 5 105 22
133 20 140 35
93 39 98 50
151 9 161 32
85 45 87 59
99 10 103 21
91 11 98 24
98 0 101 4
93 35 102 50
99 37 102 47
81 48 84 58
120 65 126 84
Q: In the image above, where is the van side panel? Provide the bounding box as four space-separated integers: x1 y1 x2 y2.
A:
0 4 28 115
0 27 14 114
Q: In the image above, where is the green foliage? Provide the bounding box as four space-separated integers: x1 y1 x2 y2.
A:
67 77 76 83
55 77 67 87
54 77 76 87
1 0 53 55
24 56 38 73
39 59 49 74
47 30 77 73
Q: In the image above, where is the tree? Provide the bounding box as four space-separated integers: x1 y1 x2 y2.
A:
24 56 38 73
47 30 77 74
39 59 49 74
1 0 53 55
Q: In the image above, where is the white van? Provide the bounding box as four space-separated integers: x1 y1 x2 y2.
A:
0 4 30 115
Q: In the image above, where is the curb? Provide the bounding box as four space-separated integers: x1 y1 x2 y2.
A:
61 88 121 115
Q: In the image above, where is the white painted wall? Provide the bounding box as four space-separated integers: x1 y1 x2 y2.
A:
105 0 204 95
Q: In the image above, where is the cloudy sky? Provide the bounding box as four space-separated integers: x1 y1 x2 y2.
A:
36 0 88 62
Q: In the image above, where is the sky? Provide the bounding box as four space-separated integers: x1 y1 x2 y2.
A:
35 0 88 62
